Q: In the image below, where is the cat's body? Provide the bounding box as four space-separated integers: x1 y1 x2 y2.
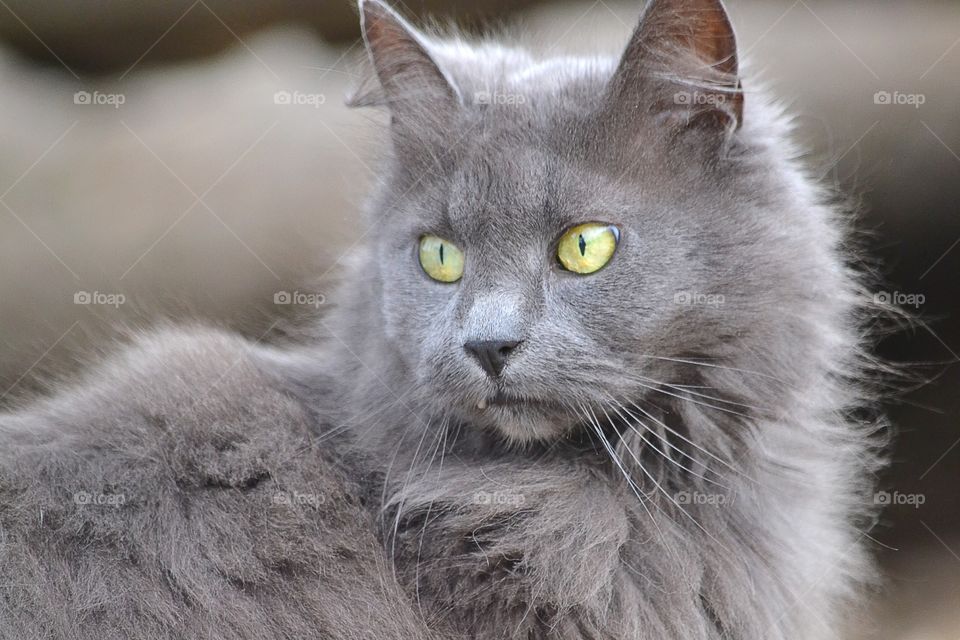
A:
0 328 439 640
0 1 884 639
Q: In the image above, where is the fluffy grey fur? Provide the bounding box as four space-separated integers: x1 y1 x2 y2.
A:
0 1 884 639
0 327 438 640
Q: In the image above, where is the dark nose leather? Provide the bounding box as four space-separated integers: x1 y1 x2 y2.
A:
464 340 521 378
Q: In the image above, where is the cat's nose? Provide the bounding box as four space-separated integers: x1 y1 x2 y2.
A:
464 340 522 378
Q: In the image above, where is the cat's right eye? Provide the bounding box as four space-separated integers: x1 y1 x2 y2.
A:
419 235 464 283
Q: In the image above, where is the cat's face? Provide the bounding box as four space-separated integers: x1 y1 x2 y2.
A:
372 116 763 443
357 0 821 444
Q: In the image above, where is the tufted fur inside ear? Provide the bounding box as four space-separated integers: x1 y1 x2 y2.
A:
605 0 743 132
351 0 460 124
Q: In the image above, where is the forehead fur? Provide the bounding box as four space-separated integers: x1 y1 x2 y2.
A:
353 22 800 223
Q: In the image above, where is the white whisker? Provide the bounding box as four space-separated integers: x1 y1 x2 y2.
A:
626 401 758 485
605 397 730 490
598 404 732 553
575 402 669 547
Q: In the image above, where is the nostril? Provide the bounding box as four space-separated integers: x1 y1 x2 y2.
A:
464 340 522 378
497 342 519 356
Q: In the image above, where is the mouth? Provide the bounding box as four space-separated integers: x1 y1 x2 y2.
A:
475 391 558 412
467 390 580 443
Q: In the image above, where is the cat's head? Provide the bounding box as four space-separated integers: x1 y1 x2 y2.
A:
348 0 849 445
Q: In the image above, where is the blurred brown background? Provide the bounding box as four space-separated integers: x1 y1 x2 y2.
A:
0 1 957 637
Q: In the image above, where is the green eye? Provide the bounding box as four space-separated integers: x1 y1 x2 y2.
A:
557 223 619 274
419 235 464 283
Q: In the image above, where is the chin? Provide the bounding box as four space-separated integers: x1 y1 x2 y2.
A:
475 403 573 445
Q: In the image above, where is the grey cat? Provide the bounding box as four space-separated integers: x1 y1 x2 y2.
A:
0 0 885 638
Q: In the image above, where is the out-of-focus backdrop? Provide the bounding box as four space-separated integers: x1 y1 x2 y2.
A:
0 1 956 636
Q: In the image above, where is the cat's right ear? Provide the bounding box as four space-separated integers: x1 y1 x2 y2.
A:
350 0 459 126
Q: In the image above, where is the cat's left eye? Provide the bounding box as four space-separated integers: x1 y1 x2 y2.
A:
557 223 620 274
419 235 464 283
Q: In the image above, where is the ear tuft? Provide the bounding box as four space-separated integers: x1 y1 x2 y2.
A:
607 0 743 132
354 0 458 120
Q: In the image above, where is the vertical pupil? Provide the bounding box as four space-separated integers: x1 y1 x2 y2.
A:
439 243 445 265
578 234 587 256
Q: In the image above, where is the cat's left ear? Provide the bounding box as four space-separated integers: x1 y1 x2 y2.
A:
351 0 459 124
606 0 743 132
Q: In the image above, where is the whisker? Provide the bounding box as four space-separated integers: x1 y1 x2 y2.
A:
599 405 734 555
638 375 770 414
611 397 726 475
387 413 437 577
605 397 730 490
634 353 793 387
619 375 754 420
574 402 668 546
601 409 730 552
626 401 758 485
412 416 449 616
